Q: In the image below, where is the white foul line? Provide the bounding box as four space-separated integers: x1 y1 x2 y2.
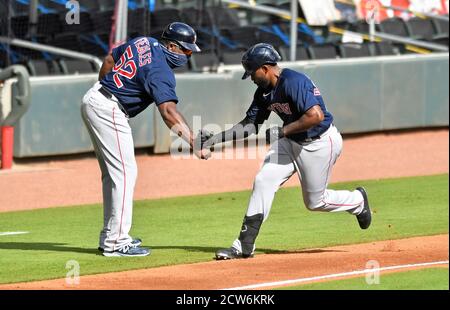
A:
0 231 29 236
221 260 449 290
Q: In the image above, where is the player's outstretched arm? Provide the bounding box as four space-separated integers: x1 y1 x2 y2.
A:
158 101 210 159
203 117 259 149
98 54 115 81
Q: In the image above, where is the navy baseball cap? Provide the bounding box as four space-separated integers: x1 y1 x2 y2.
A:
241 43 281 79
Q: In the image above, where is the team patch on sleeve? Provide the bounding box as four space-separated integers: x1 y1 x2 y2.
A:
313 87 321 96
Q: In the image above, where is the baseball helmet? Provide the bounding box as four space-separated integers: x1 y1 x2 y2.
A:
241 43 281 79
161 22 201 52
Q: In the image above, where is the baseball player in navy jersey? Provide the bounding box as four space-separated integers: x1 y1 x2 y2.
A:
203 43 372 260
81 22 210 257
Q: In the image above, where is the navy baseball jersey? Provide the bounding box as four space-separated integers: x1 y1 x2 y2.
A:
246 68 333 142
100 37 178 117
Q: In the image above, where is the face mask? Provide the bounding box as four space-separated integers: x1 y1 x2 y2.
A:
161 44 189 69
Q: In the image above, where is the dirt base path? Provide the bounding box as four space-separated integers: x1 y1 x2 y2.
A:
1 234 447 290
0 129 448 212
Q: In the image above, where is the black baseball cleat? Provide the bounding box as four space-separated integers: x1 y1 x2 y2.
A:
98 238 142 252
356 187 371 229
215 247 253 260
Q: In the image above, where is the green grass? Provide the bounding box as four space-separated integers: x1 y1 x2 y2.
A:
0 174 448 284
277 267 449 290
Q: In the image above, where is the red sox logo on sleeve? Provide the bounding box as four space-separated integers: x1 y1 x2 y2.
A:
268 102 292 115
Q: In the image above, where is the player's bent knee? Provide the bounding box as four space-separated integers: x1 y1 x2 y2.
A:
303 196 324 211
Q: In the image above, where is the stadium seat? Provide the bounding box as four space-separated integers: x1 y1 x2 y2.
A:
11 15 29 38
7 35 49 61
97 0 115 11
406 17 438 40
149 29 164 40
39 0 70 13
432 17 449 36
259 29 287 48
348 19 382 34
25 59 53 76
10 0 29 16
80 33 110 57
278 23 322 45
37 13 63 36
180 7 213 28
338 43 374 58
221 26 261 49
220 49 246 65
373 41 398 55
378 17 411 37
0 50 9 68
0 1 8 35
332 20 352 31
349 20 370 33
308 43 338 59
206 7 241 28
128 8 151 35
191 50 219 72
279 45 309 61
91 10 114 33
431 35 449 47
79 0 101 12
50 33 84 53
248 2 277 26
58 59 96 74
151 8 182 30
195 30 216 51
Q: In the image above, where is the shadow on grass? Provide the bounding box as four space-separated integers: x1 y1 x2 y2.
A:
0 242 100 255
0 242 345 256
146 245 344 255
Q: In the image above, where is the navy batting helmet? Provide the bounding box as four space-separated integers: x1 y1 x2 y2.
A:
241 43 281 79
161 22 201 52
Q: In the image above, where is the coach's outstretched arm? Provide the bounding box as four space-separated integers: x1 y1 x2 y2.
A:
203 116 260 149
158 101 210 159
